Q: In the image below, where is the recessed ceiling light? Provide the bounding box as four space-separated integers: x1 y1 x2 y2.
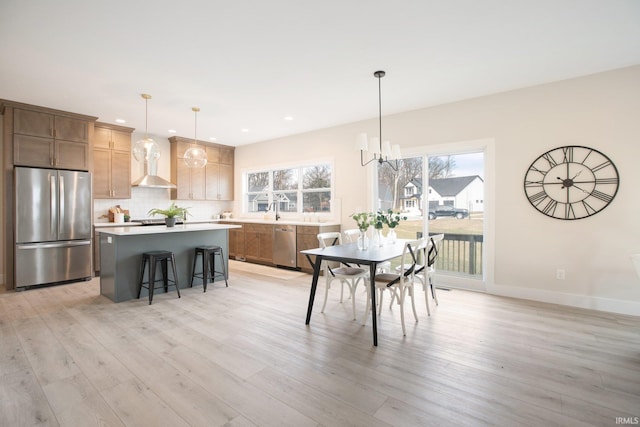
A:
168 129 177 133
241 128 249 133
284 116 293 121
209 137 217 141
115 118 126 124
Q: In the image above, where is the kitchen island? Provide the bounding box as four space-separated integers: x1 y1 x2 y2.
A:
98 223 241 302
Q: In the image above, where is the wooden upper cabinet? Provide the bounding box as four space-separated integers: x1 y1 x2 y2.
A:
110 150 132 198
4 102 97 171
170 141 206 200
54 116 90 142
14 109 54 137
205 145 233 200
55 139 89 170
14 109 89 142
220 148 234 165
94 124 131 151
92 122 133 199
13 135 53 168
169 136 234 201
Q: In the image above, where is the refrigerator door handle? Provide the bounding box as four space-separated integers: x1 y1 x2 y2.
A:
50 174 57 236
17 240 91 250
59 174 65 228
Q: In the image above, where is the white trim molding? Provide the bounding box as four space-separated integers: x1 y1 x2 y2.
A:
488 282 640 317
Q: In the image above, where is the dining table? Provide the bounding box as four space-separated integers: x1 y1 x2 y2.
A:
301 239 408 346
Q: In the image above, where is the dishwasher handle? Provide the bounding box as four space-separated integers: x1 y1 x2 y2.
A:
275 226 295 232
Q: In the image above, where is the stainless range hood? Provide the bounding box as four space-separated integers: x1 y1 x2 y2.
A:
132 153 176 189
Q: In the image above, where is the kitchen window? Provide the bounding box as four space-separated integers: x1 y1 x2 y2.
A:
245 163 332 214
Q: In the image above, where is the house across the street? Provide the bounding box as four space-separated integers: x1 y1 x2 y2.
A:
402 175 484 214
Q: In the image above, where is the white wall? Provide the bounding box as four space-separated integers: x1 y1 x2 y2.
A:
234 65 640 315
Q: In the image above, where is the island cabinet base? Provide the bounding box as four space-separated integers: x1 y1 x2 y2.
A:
99 227 231 302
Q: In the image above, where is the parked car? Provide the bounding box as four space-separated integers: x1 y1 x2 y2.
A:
428 205 469 220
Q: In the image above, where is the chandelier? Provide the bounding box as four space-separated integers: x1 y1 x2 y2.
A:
357 70 401 171
183 107 208 168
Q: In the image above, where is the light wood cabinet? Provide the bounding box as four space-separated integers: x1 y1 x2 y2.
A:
296 224 341 273
244 223 274 264
170 138 206 200
220 221 340 270
93 123 133 199
205 161 234 201
169 136 234 201
94 124 131 151
225 222 245 260
11 106 94 170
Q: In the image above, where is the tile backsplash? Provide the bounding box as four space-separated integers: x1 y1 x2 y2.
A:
93 187 233 222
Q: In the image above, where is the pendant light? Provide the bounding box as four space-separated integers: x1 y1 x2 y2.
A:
183 107 208 168
132 94 160 163
357 70 401 171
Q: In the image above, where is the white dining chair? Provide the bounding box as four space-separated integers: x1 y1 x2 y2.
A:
364 238 423 335
317 232 369 320
393 233 444 315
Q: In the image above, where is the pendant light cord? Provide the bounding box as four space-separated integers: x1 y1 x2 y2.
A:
192 107 200 146
378 74 382 155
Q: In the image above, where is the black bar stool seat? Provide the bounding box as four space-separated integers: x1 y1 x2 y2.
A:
137 250 180 305
190 245 228 292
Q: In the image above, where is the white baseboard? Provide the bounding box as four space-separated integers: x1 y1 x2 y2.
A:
487 283 640 317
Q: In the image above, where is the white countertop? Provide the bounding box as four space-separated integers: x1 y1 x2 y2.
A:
95 218 341 228
94 222 142 228
94 219 219 228
221 218 341 226
97 223 240 236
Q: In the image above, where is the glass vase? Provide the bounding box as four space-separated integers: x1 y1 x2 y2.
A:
374 228 384 247
387 228 397 244
357 230 369 250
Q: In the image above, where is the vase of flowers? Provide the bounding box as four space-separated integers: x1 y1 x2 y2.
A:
373 211 386 247
382 209 407 244
350 212 372 250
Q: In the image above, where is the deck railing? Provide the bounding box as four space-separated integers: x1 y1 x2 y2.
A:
420 232 483 276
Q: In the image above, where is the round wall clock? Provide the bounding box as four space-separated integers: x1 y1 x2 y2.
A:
523 145 619 220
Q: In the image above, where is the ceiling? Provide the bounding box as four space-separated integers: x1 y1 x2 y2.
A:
1 1 639 147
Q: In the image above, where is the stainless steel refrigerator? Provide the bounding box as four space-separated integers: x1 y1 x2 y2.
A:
14 167 92 288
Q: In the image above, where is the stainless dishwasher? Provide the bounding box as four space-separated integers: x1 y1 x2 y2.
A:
273 225 297 268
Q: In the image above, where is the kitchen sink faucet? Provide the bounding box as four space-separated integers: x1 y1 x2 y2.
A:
268 202 280 221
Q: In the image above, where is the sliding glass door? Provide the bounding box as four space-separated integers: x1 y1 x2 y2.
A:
376 147 486 289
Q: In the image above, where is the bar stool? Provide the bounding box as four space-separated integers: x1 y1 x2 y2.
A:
190 245 228 292
137 250 180 305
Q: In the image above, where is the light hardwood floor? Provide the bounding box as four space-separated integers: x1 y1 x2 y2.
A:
1 262 639 427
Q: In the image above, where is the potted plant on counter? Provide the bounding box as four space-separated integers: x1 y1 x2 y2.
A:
147 202 191 227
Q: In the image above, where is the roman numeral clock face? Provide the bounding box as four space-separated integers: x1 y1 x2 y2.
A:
524 146 619 220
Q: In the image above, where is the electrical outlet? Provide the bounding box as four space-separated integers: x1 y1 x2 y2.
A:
556 269 565 280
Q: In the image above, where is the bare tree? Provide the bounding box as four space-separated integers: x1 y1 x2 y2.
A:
248 172 269 191
379 157 423 209
303 165 331 188
428 156 456 179
273 169 297 190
